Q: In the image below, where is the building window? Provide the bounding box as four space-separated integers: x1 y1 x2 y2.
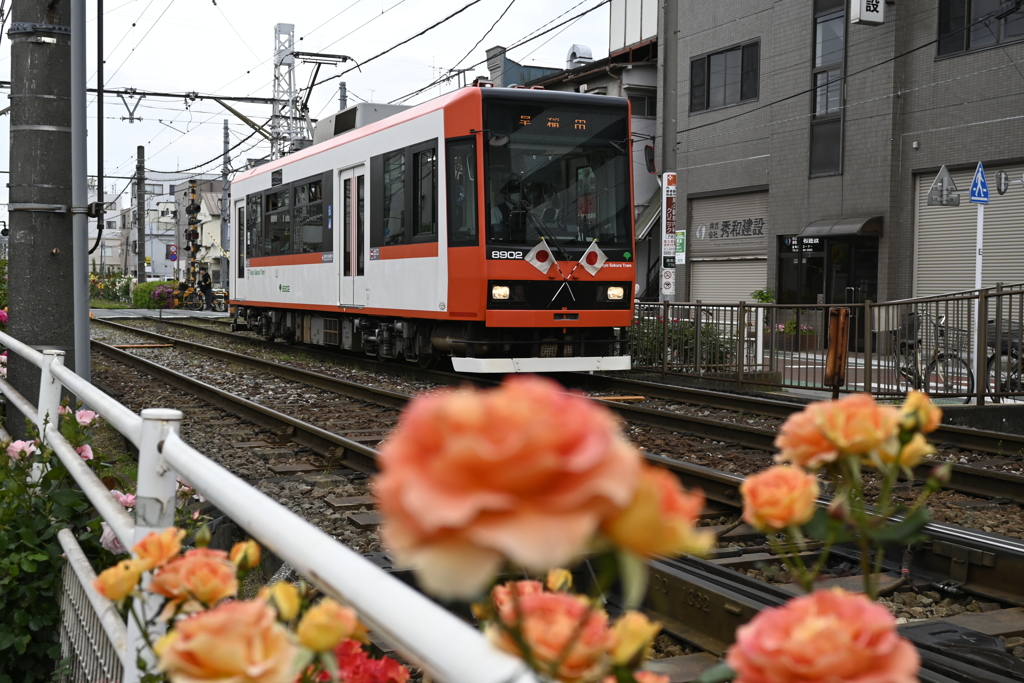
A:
689 41 759 113
628 95 657 117
938 0 1024 55
810 10 844 176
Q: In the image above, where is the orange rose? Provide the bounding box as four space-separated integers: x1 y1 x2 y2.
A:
602 464 714 558
486 591 613 683
900 390 942 433
133 527 186 571
603 674 668 683
609 611 661 666
816 394 901 461
149 548 238 613
491 580 545 621
158 600 298 683
230 540 261 570
375 376 641 599
93 559 142 602
296 599 365 652
726 588 919 683
740 466 819 532
774 403 839 469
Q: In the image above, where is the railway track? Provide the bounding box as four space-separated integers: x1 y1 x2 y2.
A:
89 330 1024 681
93 317 1024 506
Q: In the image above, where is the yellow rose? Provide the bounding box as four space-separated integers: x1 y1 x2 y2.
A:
894 432 935 469
152 631 179 658
900 391 943 433
610 611 661 666
230 540 261 570
546 568 573 592
93 560 142 602
258 581 301 622
296 599 364 652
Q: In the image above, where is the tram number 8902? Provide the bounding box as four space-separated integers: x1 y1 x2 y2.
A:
491 250 525 260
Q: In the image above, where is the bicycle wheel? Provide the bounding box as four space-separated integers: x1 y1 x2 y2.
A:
925 354 974 404
988 352 1023 400
892 341 916 395
185 293 203 311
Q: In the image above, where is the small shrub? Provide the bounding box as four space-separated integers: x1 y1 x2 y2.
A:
132 281 172 309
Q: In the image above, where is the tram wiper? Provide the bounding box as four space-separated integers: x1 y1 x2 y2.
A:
524 206 573 262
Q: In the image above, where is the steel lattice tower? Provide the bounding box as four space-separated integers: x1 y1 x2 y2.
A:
271 23 307 160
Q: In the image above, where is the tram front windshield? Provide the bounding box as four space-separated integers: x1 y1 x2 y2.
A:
483 101 631 248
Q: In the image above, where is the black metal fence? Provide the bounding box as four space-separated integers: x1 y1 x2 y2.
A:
629 283 1024 403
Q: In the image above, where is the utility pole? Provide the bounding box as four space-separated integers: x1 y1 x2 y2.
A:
97 0 105 274
8 0 75 434
221 119 230 288
660 0 679 302
136 146 147 282
72 0 90 382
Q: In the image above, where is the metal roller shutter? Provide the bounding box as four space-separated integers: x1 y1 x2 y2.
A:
690 192 769 259
915 164 1024 297
691 259 768 303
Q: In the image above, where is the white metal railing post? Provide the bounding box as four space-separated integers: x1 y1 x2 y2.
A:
125 408 183 683
37 350 64 431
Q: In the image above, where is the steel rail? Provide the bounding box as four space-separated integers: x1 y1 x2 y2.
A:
93 318 1024 505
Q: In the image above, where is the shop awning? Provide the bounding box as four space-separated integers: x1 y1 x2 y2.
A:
635 188 663 240
800 216 883 237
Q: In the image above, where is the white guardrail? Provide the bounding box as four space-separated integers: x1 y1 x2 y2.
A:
0 329 537 683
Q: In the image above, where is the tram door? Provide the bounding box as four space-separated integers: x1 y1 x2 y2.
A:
340 166 366 307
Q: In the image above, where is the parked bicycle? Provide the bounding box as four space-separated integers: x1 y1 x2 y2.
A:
891 311 974 404
987 323 1023 399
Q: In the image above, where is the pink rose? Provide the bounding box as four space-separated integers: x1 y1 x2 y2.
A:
76 409 98 426
100 522 127 555
7 440 34 460
58 405 70 415
0 310 9 324
76 444 94 461
111 490 136 508
375 376 641 600
726 588 920 683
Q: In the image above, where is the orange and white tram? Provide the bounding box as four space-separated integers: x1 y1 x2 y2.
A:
230 85 636 372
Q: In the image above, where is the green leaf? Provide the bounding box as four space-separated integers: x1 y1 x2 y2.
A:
866 506 932 544
48 489 82 507
617 550 648 610
802 508 856 544
0 633 13 652
18 558 36 573
694 661 736 683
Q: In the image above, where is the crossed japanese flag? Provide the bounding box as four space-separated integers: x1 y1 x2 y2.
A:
523 239 608 276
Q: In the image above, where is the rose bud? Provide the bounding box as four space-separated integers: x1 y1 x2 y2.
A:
546 568 573 593
195 524 212 548
230 540 261 571
929 462 953 487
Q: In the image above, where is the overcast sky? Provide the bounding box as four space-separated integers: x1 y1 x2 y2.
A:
0 0 610 225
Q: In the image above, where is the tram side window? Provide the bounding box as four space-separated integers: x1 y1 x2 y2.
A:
447 138 477 246
413 148 437 239
237 206 245 278
246 194 262 259
295 178 324 253
265 188 291 256
383 151 405 245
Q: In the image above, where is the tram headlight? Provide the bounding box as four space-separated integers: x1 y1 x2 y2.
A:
491 285 510 300
606 286 624 300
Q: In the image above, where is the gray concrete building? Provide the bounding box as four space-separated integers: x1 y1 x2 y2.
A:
661 0 1024 306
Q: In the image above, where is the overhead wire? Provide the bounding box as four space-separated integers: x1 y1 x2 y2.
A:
449 0 516 73
304 0 486 95
104 0 177 87
391 0 612 104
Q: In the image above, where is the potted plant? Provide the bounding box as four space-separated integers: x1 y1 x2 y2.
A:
775 319 819 351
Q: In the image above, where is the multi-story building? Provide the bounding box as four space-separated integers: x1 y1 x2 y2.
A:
657 0 1024 305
